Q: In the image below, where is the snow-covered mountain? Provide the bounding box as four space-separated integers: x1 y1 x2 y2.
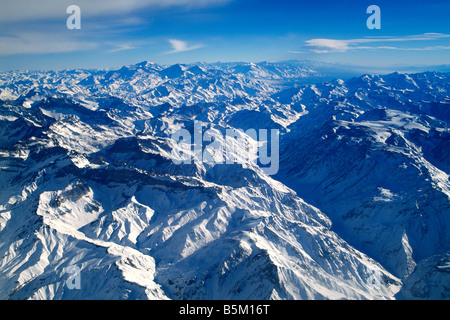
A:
0 61 448 300
276 72 450 281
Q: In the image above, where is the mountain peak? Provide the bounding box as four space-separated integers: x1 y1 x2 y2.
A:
159 64 186 79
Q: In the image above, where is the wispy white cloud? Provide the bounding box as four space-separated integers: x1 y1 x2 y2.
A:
0 0 233 23
0 0 224 56
165 39 205 54
302 33 450 53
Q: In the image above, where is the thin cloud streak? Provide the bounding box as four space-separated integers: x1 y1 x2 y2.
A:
0 32 98 56
303 33 450 53
109 44 140 53
0 0 233 23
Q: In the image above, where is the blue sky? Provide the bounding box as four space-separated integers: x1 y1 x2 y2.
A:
0 0 449 71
